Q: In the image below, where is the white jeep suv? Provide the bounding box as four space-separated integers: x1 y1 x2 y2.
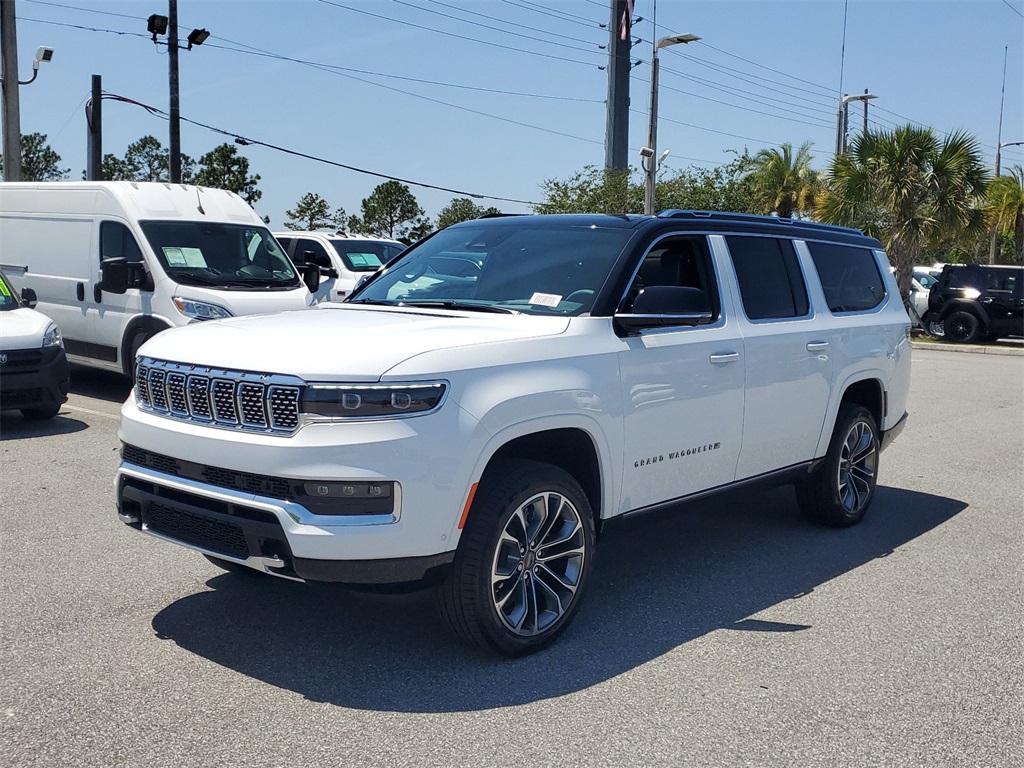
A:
116 211 910 656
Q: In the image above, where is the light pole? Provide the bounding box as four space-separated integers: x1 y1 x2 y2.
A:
1 0 54 181
988 140 1024 263
834 92 876 157
642 31 700 215
147 2 208 183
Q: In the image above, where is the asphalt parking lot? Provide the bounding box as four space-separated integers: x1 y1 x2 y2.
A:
1 348 1021 767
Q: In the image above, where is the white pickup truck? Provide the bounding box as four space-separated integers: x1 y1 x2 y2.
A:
116 211 910 656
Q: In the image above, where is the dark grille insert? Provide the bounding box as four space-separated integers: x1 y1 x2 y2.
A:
187 376 212 419
1 349 44 370
212 379 238 423
238 382 268 427
167 372 188 415
268 386 300 430
121 444 181 475
149 369 168 411
146 501 249 559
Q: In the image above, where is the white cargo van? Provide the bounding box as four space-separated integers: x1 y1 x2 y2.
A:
273 231 404 303
0 182 315 376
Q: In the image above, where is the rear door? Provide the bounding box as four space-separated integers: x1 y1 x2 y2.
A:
717 234 833 479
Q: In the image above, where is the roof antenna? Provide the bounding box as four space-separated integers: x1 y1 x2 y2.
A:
195 187 205 215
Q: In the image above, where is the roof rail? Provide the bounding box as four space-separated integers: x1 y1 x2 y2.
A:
657 209 864 236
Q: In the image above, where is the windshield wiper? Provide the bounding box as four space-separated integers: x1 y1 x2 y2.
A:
398 300 518 314
171 271 223 286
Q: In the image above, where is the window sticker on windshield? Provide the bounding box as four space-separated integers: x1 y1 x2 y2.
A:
164 247 207 268
0 278 11 297
529 292 562 307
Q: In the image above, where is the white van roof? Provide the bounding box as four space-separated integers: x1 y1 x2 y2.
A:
273 229 402 245
0 181 263 225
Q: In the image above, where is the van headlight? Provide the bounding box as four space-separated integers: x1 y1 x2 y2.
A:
172 297 233 321
41 323 63 348
302 382 447 419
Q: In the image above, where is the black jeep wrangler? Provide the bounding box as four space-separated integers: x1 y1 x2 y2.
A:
928 264 1024 343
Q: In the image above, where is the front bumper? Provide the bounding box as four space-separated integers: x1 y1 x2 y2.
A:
0 346 70 411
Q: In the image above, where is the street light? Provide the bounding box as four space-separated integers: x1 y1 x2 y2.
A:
834 92 877 156
148 1 208 183
642 32 700 215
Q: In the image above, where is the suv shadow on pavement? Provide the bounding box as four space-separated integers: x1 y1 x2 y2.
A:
0 410 88 440
150 484 965 713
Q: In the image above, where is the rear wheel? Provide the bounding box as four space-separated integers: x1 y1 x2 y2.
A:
944 310 981 343
797 404 879 527
20 403 61 420
435 460 595 656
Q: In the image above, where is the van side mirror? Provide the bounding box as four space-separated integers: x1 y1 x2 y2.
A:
298 263 320 293
20 287 37 309
614 286 714 335
100 258 129 294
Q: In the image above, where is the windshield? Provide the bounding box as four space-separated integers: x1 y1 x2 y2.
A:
0 270 18 311
349 223 632 316
140 221 300 289
330 240 405 272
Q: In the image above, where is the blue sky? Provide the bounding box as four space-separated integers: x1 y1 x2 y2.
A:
7 0 1024 227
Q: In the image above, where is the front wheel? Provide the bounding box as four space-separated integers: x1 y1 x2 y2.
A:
20 403 61 420
435 460 595 656
923 314 944 338
797 404 879 527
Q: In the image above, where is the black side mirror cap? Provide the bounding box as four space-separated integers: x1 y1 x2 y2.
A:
298 263 321 292
99 258 130 295
20 287 37 309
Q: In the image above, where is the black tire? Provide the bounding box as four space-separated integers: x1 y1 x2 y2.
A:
923 314 944 338
20 403 61 420
797 404 879 527
123 333 148 379
203 554 264 576
435 460 596 657
944 310 981 343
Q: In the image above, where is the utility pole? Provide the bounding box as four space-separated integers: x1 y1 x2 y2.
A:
168 0 181 183
1 0 23 181
835 91 876 156
604 0 631 170
86 74 101 180
863 87 870 135
988 45 1008 265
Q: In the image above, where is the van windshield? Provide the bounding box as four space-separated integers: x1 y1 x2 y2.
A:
329 240 405 272
140 221 300 289
0 270 18 311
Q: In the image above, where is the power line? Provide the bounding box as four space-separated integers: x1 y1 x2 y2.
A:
496 0 602 30
100 92 544 206
1000 0 1023 20
412 0 603 47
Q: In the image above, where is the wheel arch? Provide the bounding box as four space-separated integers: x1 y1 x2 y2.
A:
120 315 173 376
939 300 990 327
815 374 886 458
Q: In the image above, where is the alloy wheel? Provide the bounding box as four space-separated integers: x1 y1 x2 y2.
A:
836 420 877 514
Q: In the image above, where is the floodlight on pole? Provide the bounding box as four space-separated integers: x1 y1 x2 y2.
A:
644 26 701 215
834 92 877 156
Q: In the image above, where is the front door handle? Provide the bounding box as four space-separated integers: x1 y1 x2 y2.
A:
709 352 740 364
93 284 103 303
806 341 830 351
76 282 85 301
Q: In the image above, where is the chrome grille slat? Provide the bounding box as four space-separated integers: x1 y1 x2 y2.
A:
133 357 302 436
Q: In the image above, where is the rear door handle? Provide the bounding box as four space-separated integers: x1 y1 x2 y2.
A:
806 341 830 351
93 284 103 303
709 352 740 364
76 282 85 301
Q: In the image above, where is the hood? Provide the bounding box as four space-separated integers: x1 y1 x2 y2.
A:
0 307 55 349
138 304 571 381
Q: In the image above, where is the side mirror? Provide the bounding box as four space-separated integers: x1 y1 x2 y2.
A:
21 287 38 309
298 263 320 292
322 266 340 279
295 249 316 266
100 258 129 295
614 286 714 335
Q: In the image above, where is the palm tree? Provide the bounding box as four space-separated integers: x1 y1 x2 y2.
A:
819 125 989 297
987 166 1024 264
749 141 821 219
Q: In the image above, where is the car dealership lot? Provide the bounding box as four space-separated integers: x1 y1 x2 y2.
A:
1 350 1021 768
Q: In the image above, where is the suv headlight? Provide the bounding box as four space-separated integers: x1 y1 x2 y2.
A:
302 381 447 419
172 297 233 321
41 323 63 348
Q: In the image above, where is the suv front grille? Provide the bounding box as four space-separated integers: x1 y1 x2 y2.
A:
135 357 304 435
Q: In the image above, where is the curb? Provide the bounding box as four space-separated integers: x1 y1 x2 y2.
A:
911 340 1024 357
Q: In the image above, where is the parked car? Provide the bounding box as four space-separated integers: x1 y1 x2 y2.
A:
116 211 910 656
0 182 316 378
928 264 1024 343
273 231 405 303
0 267 70 419
909 268 943 336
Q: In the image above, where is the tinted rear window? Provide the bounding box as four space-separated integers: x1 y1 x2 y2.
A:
726 236 809 320
807 242 885 313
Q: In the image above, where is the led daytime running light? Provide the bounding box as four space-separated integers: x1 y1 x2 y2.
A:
302 382 447 419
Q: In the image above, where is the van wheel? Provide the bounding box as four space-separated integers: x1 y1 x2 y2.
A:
435 460 595 656
21 403 61 420
944 311 981 343
797 404 879 527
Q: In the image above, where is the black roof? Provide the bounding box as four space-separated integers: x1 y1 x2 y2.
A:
466 210 882 249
